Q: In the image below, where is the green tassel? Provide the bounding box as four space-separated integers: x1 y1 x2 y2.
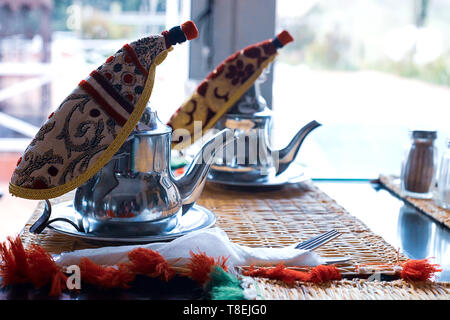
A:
206 266 245 300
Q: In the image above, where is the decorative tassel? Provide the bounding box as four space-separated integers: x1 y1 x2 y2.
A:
243 263 341 284
356 258 442 281
207 266 245 300
244 264 307 284
26 244 67 296
0 236 30 286
0 236 67 296
185 250 228 286
49 272 68 297
128 247 176 281
400 259 442 281
308 264 342 283
79 257 135 289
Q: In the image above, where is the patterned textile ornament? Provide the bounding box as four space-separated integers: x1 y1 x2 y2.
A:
9 21 199 200
167 30 293 149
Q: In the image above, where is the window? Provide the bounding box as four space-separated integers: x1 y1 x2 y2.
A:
274 0 450 179
1 0 449 185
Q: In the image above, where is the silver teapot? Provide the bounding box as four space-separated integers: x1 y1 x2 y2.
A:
208 82 321 183
30 108 232 236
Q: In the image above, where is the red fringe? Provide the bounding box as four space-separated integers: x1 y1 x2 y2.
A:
128 247 176 281
1 235 444 297
0 236 29 286
400 259 442 281
243 263 341 284
79 257 135 289
186 250 228 285
49 272 68 297
26 244 67 296
308 265 342 283
0 236 67 296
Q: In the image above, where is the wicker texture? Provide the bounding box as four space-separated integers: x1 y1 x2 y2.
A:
244 277 450 300
379 174 450 229
18 180 449 300
22 182 404 275
200 183 406 276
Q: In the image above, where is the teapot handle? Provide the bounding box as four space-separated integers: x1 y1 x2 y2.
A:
30 200 85 234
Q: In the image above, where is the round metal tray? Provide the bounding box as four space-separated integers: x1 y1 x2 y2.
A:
47 202 216 243
207 162 309 188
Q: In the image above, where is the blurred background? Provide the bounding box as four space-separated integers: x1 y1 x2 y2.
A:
0 0 449 236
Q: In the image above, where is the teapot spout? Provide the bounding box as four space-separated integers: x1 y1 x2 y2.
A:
170 128 234 213
273 120 321 175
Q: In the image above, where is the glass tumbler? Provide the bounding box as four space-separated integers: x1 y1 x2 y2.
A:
435 139 450 209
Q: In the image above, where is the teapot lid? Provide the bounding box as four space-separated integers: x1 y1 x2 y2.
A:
135 107 172 136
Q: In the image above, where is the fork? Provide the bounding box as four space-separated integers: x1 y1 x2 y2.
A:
295 229 351 264
295 229 341 251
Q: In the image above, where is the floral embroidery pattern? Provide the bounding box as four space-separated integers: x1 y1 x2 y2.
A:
131 36 165 70
14 149 64 187
29 121 56 147
55 95 103 158
225 59 255 86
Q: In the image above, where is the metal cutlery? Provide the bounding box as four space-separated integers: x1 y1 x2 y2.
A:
295 229 351 265
295 229 341 251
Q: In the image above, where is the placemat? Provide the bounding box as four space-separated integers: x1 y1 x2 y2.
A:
243 277 449 300
21 181 404 275
379 174 450 229
18 180 449 299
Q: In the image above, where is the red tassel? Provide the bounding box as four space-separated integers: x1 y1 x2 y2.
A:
308 265 342 283
400 259 442 281
243 263 341 284
79 257 135 289
49 272 68 297
186 250 228 285
128 247 175 281
0 236 30 286
245 264 309 284
0 236 67 296
26 245 65 288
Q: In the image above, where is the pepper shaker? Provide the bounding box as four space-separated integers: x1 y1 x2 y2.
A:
401 130 438 199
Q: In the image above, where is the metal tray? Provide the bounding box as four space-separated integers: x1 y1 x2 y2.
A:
47 202 216 243
207 162 309 188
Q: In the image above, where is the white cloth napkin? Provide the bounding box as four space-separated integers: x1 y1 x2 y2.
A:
54 227 325 270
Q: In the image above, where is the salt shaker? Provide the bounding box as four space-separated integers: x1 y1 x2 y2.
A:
401 130 438 199
435 138 450 209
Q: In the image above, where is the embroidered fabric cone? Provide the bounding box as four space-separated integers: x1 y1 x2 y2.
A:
168 30 293 149
10 21 199 200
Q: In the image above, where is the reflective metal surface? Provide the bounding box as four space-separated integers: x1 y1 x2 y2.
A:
316 180 450 281
47 201 216 243
209 83 321 183
210 108 276 182
208 162 309 188
68 109 231 236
